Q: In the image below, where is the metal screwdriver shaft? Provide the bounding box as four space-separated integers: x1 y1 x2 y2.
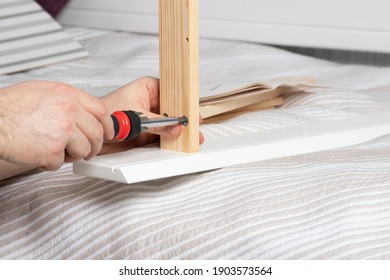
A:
140 115 188 130
111 110 188 141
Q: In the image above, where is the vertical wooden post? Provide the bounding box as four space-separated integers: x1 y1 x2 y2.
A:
159 0 199 153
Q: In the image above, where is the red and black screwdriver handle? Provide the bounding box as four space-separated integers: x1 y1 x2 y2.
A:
111 110 141 141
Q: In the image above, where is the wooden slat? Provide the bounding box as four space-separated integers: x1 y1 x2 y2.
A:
202 97 285 124
159 0 199 153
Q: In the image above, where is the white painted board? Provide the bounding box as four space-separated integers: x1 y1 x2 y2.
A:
0 0 88 75
59 0 390 53
74 113 390 184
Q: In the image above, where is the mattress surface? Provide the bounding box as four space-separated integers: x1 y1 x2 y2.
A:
1 28 390 259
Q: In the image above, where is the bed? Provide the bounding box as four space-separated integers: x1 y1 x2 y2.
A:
1 27 390 259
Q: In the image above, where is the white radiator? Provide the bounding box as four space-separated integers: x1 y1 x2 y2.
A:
0 0 88 75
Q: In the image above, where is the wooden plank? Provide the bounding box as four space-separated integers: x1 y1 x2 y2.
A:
74 113 390 184
159 0 199 153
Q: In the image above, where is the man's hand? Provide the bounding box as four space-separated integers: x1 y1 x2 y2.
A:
100 77 204 154
0 77 204 171
0 81 114 170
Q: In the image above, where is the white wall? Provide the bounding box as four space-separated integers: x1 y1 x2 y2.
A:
59 0 390 53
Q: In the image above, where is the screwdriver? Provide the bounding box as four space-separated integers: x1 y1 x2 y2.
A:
111 110 189 141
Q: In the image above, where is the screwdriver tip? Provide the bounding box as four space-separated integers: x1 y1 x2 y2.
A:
179 116 189 127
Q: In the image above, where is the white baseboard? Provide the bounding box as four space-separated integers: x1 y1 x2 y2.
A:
59 0 390 53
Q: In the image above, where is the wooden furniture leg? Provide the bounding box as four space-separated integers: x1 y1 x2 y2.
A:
159 0 200 153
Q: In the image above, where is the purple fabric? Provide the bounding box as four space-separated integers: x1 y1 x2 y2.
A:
35 0 69 17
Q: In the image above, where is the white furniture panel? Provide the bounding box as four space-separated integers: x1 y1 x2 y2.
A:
59 0 390 53
74 113 390 184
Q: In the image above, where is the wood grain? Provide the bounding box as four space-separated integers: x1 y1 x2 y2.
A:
159 0 199 153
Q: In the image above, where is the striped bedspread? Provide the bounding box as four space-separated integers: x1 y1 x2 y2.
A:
1 28 390 259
